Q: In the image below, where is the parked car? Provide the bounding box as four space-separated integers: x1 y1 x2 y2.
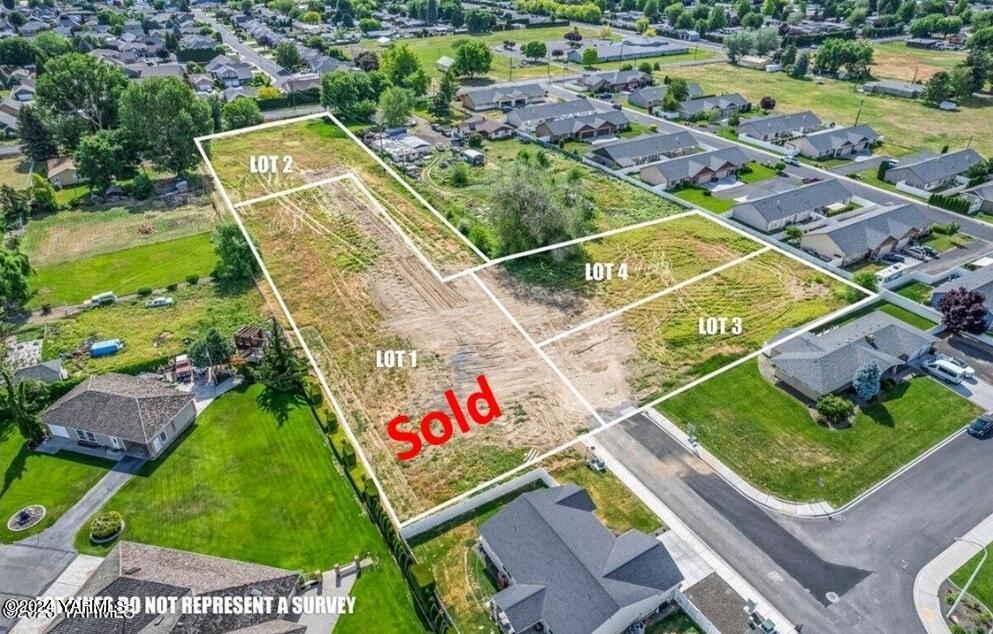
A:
920 245 938 258
784 157 800 166
145 296 174 308
801 177 821 184
934 353 976 377
968 415 993 438
881 253 905 263
90 291 117 306
903 246 931 260
922 358 970 384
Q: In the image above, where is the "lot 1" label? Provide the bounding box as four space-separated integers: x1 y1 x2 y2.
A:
387 375 502 461
376 350 418 368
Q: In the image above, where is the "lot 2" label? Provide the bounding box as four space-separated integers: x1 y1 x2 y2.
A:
387 375 502 461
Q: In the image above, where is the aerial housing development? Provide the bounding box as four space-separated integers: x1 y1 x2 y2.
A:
0 0 992 631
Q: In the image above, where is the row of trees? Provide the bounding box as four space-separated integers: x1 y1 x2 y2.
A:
723 27 782 63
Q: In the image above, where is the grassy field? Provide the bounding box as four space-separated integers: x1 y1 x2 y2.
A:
872 42 967 82
894 281 933 305
662 62 993 156
39 281 264 376
28 233 218 309
72 382 426 631
0 432 112 543
0 156 36 189
20 201 217 267
659 362 980 505
950 547 993 612
820 300 936 331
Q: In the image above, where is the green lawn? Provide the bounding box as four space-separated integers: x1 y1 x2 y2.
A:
39 281 264 377
0 156 37 189
894 281 933 305
820 300 936 331
0 433 112 543
658 363 980 505
647 611 704 634
73 382 426 631
739 161 779 183
950 547 993 612
671 186 735 213
28 233 218 309
921 231 972 253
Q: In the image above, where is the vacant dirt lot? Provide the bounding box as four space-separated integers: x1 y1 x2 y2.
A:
208 117 482 276
239 180 590 520
478 214 762 342
544 251 861 414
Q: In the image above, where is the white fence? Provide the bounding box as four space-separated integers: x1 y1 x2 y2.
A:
895 181 933 199
400 468 558 540
737 133 798 156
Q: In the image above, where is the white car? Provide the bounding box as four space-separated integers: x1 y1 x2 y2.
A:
934 353 976 377
145 296 174 308
922 357 972 384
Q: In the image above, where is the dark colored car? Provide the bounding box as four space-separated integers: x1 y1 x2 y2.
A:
968 415 993 438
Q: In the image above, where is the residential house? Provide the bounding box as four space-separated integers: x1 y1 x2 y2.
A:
534 109 630 143
0 110 16 137
586 131 697 169
574 69 650 93
640 147 750 190
931 265 993 325
281 73 320 93
457 82 546 112
12 359 67 385
768 312 936 401
48 541 302 633
479 484 684 634
40 373 196 460
457 116 514 140
863 79 925 99
738 55 774 70
378 134 433 163
731 179 852 232
11 80 35 102
678 93 751 120
47 157 80 187
789 124 881 160
128 63 186 81
187 73 215 94
736 111 825 142
883 149 985 192
800 203 931 265
963 182 993 214
627 82 703 110
566 38 689 63
505 98 601 132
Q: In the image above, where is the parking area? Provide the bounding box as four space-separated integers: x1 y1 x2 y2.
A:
935 335 993 384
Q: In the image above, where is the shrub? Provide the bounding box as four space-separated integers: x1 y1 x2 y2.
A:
325 407 338 432
774 160 787 171
816 394 854 424
852 270 878 291
166 283 178 292
136 286 152 296
342 443 356 467
186 274 200 285
411 562 437 598
90 511 123 541
130 173 153 200
450 162 470 187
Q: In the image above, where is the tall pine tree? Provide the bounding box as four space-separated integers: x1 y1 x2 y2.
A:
17 105 57 162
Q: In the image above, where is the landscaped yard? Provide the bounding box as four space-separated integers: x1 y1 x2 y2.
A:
672 186 736 213
658 362 981 505
739 161 779 184
894 281 933 305
38 281 264 376
72 382 426 631
27 232 218 309
646 611 704 634
820 300 936 331
662 63 993 156
921 231 972 253
0 433 112 543
950 547 993 612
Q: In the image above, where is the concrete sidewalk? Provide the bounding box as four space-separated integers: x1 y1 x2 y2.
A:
914 513 993 634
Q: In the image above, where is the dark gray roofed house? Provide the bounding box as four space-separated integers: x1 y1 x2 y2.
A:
640 147 749 190
931 265 993 325
535 109 630 143
963 182 993 214
49 541 303 634
731 179 852 232
627 83 703 110
479 485 683 634
769 312 936 400
800 203 930 266
505 98 601 131
41 373 196 460
457 82 546 111
587 131 698 169
678 93 751 119
883 149 985 192
574 69 651 93
566 39 689 63
12 359 67 385
789 124 880 160
736 110 825 142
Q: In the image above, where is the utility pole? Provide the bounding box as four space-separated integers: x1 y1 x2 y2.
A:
853 98 864 126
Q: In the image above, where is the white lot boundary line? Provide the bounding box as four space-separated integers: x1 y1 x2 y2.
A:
538 246 771 348
195 137 404 529
195 110 328 142
399 288 882 527
439 209 700 282
325 112 492 264
232 173 354 208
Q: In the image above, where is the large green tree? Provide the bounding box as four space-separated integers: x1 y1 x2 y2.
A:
16 105 57 162
222 97 263 130
118 77 213 174
452 39 492 78
0 370 46 446
0 246 31 308
211 222 259 283
74 129 126 192
253 318 304 392
188 328 234 383
36 53 129 131
376 86 414 129
275 41 301 68
381 43 430 95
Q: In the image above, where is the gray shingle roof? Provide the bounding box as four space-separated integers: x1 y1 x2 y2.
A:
800 124 880 154
640 146 749 184
587 131 696 168
679 93 750 116
506 97 599 128
628 82 703 107
801 203 930 257
459 82 545 106
885 149 984 187
480 484 683 634
41 373 194 443
933 264 993 310
771 312 936 396
731 179 850 226
737 110 823 138
13 359 63 384
538 109 629 137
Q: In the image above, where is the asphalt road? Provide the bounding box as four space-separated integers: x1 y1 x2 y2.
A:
598 412 993 633
195 10 289 84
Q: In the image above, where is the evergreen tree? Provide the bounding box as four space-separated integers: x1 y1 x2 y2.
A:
16 105 57 162
853 361 881 401
253 318 304 392
0 370 45 446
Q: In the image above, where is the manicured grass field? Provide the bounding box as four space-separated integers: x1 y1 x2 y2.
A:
672 186 735 213
28 233 218 309
820 300 936 331
658 362 981 505
20 201 217 267
894 280 933 305
0 433 112 543
872 42 967 82
39 281 264 376
662 63 993 156
73 382 425 630
950 547 993 611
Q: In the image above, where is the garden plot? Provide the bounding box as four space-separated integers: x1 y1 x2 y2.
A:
543 250 863 414
477 214 763 342
204 117 484 277
237 179 591 521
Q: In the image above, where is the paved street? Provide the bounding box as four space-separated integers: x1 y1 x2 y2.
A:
195 10 288 83
599 412 993 633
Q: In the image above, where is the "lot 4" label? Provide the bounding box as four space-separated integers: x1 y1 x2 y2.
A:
387 375 502 461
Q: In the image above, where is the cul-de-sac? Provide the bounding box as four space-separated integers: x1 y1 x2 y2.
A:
0 0 992 631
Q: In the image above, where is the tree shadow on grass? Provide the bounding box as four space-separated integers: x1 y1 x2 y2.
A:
256 386 306 427
1 442 29 499
859 381 911 428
